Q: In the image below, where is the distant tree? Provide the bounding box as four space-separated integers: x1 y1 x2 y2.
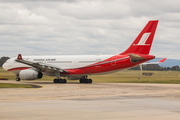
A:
130 64 162 71
172 65 180 70
165 67 171 70
0 57 10 67
144 64 161 70
130 64 180 71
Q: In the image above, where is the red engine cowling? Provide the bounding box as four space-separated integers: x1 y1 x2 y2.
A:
19 69 43 80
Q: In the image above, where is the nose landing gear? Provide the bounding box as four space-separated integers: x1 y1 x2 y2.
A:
16 78 21 81
16 74 21 81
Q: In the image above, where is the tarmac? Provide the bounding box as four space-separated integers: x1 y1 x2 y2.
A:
1 81 180 120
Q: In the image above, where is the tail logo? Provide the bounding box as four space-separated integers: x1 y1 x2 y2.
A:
133 32 151 46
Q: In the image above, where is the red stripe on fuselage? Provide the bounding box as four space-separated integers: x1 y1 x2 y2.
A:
7 67 31 72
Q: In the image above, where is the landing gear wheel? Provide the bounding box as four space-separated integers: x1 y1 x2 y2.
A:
16 78 20 81
58 79 62 83
54 79 58 83
62 79 67 83
84 79 88 83
80 79 84 83
54 78 67 83
79 78 92 83
88 79 92 83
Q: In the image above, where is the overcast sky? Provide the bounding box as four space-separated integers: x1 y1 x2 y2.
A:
0 0 180 59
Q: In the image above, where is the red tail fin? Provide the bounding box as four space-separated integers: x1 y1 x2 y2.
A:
120 20 158 55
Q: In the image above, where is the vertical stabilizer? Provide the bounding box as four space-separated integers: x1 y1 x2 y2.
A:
120 20 158 55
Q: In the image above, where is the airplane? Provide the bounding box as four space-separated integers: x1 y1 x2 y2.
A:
2 20 159 84
142 58 166 65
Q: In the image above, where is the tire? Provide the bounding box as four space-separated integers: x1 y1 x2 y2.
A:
88 79 92 83
84 79 88 83
54 79 58 83
80 79 84 83
62 79 67 83
16 78 20 81
59 79 62 83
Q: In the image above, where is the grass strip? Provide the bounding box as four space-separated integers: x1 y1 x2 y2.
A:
0 83 33 88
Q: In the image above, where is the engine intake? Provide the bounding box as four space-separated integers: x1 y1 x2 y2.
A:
19 69 43 80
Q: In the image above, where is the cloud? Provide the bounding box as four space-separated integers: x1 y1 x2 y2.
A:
0 0 180 59
0 0 79 2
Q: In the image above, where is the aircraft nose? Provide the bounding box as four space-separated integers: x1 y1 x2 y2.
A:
2 62 7 71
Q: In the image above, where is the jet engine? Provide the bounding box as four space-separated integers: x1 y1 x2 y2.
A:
19 69 43 80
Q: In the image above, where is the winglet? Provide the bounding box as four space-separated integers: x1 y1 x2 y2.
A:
17 54 22 60
158 58 166 63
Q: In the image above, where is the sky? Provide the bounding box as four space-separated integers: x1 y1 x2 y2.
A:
0 0 180 59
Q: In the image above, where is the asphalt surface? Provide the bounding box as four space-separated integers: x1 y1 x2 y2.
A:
1 81 180 120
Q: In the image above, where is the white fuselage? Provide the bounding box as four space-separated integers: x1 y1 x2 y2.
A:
3 54 114 74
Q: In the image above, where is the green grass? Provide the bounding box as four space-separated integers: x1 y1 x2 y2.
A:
1 67 180 84
0 67 16 80
91 70 180 84
0 83 33 88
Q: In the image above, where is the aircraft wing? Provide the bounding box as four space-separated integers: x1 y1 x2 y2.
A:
141 58 166 65
15 54 69 73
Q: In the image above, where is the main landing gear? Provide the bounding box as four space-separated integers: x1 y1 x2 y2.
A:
54 78 67 83
79 78 92 83
54 72 67 83
79 76 92 83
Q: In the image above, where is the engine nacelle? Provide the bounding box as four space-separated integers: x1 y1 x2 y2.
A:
19 69 43 80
